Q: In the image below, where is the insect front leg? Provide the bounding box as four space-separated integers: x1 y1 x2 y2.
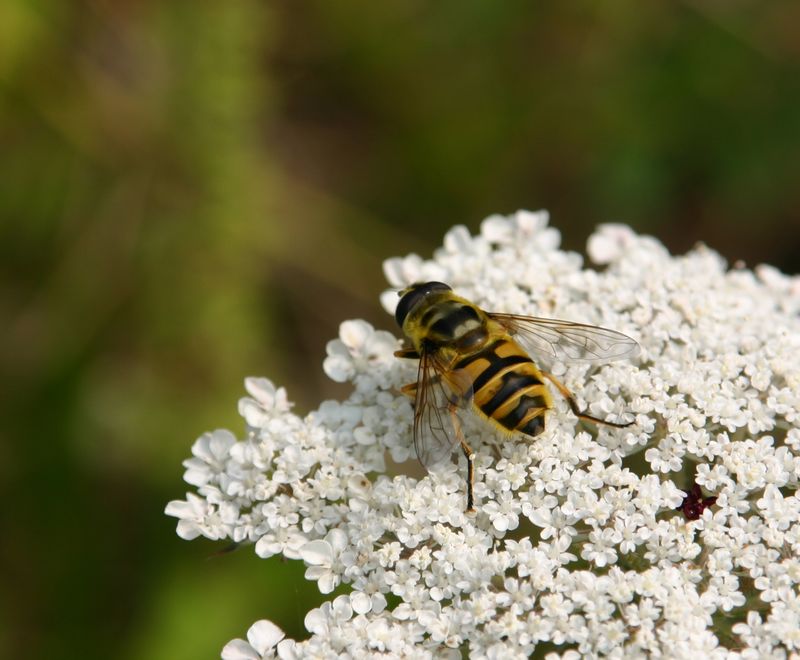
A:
541 371 634 429
397 348 421 401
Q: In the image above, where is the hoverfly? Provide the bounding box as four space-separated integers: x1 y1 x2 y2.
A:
394 282 639 512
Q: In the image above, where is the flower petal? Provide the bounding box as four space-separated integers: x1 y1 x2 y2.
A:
221 638 260 660
247 619 285 654
299 540 333 565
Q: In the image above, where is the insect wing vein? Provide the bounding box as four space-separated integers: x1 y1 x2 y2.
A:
489 313 640 362
413 351 469 469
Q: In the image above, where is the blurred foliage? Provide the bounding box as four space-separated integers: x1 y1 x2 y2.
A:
0 1 798 658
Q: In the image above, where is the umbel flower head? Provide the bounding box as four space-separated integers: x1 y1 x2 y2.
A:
166 211 800 658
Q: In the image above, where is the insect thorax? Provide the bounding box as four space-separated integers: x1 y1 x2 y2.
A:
414 298 491 354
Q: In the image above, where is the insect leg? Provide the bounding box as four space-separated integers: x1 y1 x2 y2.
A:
399 382 417 399
394 348 421 359
448 405 476 513
541 371 634 428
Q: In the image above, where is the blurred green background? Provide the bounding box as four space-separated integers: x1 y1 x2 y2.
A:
2 2 799 658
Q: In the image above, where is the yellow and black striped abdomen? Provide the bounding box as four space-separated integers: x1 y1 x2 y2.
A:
454 337 553 437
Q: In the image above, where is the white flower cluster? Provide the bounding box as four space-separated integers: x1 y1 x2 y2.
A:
166 211 800 658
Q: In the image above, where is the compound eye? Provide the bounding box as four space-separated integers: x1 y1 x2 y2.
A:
395 281 452 327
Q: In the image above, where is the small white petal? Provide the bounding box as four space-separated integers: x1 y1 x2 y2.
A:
276 639 299 660
480 215 512 243
380 289 401 315
317 573 338 594
304 608 327 636
371 593 388 614
513 209 549 233
350 592 373 615
221 639 260 660
326 528 348 553
238 398 268 427
442 225 472 253
164 499 193 518
244 377 277 404
382 257 408 287
339 319 372 350
299 540 333 566
247 620 285 654
209 430 236 457
587 223 636 264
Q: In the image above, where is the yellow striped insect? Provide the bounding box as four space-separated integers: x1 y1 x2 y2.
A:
394 282 639 512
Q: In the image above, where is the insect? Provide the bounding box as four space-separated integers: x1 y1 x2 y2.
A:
394 281 639 512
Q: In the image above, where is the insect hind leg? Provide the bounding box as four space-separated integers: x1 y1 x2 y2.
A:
448 405 476 513
399 382 418 399
541 371 634 429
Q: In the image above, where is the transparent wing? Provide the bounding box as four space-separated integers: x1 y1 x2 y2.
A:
489 313 640 363
412 350 473 470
